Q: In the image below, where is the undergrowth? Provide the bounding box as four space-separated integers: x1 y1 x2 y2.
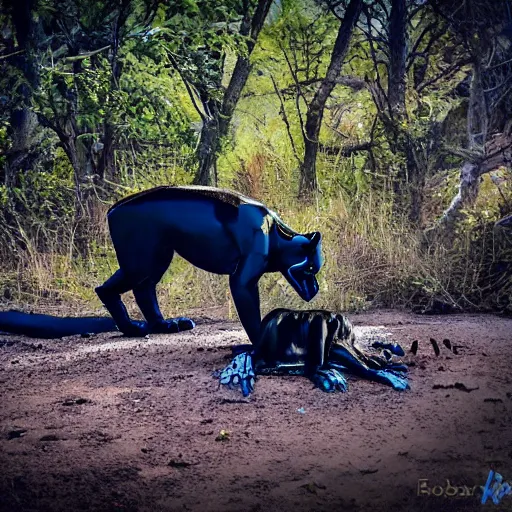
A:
0 144 511 319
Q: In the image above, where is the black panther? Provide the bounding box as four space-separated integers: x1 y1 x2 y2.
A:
218 308 409 396
95 185 323 342
0 186 323 345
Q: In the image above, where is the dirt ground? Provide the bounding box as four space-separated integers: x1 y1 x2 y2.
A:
1 308 512 512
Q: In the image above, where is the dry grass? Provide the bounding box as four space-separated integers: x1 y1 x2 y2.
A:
1 158 510 318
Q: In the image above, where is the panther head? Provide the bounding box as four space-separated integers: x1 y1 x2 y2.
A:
279 231 323 302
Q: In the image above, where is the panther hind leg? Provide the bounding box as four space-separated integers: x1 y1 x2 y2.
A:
95 269 148 337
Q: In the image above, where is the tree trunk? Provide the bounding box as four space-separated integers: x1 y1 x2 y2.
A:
97 8 126 182
369 0 426 222
298 0 363 199
191 0 273 185
193 99 220 186
218 0 274 141
426 131 512 243
437 161 480 230
4 109 39 187
387 0 407 120
405 141 425 224
3 0 40 187
97 122 115 180
467 63 488 148
61 136 84 204
387 0 418 220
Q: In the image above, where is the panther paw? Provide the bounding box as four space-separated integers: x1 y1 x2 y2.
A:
176 317 195 331
121 320 149 337
371 341 405 357
375 369 409 391
219 352 256 397
150 317 196 334
312 368 348 393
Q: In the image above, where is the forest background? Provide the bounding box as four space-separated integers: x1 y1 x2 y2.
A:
0 0 511 319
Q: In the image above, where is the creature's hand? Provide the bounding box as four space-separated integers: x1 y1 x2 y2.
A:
219 352 256 397
374 369 409 391
312 368 348 393
371 341 405 357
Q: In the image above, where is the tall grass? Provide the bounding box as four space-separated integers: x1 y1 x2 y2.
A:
0 145 510 318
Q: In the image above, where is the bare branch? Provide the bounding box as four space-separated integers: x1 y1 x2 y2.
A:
416 57 472 93
270 73 302 166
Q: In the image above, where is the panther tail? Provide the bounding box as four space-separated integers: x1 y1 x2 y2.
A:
0 310 118 338
0 311 196 339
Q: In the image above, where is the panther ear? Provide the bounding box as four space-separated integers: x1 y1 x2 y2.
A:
306 232 321 251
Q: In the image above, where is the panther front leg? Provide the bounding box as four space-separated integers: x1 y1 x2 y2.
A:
228 253 266 347
133 282 195 334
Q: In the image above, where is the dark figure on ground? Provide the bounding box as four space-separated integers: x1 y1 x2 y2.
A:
219 308 409 397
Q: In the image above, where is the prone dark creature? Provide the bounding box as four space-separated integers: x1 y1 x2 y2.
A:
218 308 409 396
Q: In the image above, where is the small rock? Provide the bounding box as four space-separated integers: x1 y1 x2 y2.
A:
8 428 27 440
430 338 440 357
215 429 230 441
168 459 195 468
300 482 326 494
62 397 88 406
40 434 59 442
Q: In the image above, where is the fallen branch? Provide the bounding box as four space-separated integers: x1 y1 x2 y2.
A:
425 131 512 243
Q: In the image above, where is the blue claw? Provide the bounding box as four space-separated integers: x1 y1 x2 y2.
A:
312 368 348 393
372 341 405 357
219 352 256 396
375 369 409 391
176 317 195 331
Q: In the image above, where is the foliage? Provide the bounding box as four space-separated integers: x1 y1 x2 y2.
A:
0 0 511 316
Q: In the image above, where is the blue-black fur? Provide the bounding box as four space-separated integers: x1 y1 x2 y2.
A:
249 308 408 392
95 186 323 343
0 186 323 344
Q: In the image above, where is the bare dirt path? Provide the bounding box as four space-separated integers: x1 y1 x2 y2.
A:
1 309 512 512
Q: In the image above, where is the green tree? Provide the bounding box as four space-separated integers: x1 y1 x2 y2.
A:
147 0 273 186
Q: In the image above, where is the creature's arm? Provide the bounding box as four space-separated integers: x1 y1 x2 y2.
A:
229 254 266 346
